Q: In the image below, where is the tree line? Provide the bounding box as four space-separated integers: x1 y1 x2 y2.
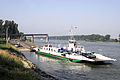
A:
0 19 120 42
49 34 120 42
0 19 22 39
0 19 20 35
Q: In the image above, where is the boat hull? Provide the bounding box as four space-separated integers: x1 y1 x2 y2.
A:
35 51 82 63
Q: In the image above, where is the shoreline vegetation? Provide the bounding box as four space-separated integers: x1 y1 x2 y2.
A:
49 34 120 42
0 19 120 42
0 19 119 79
36 34 120 43
0 19 120 43
0 40 57 80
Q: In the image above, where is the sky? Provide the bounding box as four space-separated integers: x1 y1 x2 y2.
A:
0 0 120 38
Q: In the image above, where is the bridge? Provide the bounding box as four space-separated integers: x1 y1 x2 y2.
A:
0 34 49 43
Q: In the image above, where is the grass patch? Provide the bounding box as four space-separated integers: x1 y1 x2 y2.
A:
27 39 32 42
0 44 10 50
0 40 6 44
0 50 23 68
0 43 40 80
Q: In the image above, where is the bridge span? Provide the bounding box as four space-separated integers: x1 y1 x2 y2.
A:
0 34 49 43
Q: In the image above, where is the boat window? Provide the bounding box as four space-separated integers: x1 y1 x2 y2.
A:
69 41 74 43
51 49 53 52
69 41 72 43
49 48 50 51
54 50 56 52
46 48 48 50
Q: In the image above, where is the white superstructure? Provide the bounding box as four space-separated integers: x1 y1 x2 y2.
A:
36 39 117 62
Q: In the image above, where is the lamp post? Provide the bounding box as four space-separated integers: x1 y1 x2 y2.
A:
6 26 9 44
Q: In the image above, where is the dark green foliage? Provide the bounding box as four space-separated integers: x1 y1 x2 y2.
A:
114 39 118 42
119 34 120 42
0 40 6 44
49 34 112 42
0 19 21 39
19 32 24 34
0 20 4 32
0 19 19 35
104 34 110 41
27 38 32 42
24 36 27 40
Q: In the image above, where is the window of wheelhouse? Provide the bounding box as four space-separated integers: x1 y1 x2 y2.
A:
46 48 48 50
69 41 74 43
51 49 53 52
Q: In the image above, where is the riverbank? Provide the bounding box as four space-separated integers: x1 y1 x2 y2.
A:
0 42 57 80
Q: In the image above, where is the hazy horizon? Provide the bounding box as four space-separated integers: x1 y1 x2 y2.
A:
0 0 120 38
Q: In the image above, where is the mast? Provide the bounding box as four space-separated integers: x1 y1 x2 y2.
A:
69 26 78 40
68 26 78 51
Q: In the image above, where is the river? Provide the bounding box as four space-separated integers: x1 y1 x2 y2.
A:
22 39 120 80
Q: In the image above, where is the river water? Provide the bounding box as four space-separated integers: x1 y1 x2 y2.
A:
22 39 120 80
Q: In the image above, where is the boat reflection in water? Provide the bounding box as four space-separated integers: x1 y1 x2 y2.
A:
34 52 91 79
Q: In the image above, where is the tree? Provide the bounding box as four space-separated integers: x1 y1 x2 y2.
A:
0 19 4 34
0 20 19 35
119 34 120 42
104 34 110 41
7 20 19 34
114 39 118 42
0 19 20 39
19 32 24 34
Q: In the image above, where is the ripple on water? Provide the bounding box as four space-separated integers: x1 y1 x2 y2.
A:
22 40 120 80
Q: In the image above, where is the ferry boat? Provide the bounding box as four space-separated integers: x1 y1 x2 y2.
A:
35 39 116 62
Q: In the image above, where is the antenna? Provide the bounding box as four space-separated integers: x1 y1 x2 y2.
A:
69 26 78 40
